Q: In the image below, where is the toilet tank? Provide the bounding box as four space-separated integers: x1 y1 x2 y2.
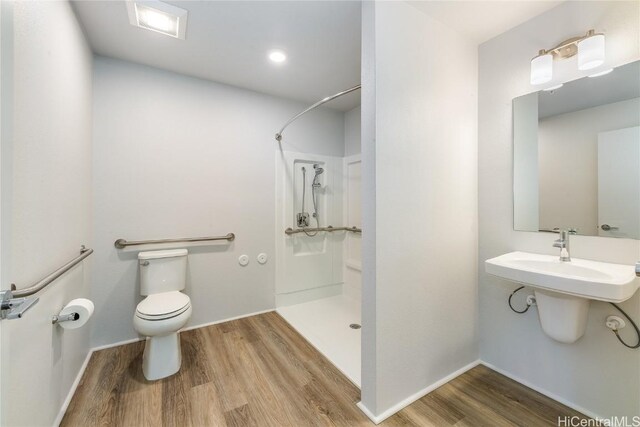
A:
138 249 188 295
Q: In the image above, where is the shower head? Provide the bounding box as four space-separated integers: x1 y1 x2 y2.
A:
313 164 324 175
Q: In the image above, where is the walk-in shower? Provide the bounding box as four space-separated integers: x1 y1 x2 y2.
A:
274 85 363 386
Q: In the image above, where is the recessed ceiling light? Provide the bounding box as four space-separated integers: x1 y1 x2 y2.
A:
126 1 188 40
588 68 614 78
543 84 563 91
268 50 287 63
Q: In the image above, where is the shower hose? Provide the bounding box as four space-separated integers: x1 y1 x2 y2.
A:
301 167 319 237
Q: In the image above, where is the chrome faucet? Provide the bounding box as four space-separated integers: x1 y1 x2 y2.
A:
553 230 571 262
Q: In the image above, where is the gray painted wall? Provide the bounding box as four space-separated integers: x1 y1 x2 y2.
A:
91 57 345 347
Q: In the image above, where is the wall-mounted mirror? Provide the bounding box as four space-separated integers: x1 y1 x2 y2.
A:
513 60 640 239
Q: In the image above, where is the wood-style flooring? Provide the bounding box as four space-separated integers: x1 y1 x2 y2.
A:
61 312 587 426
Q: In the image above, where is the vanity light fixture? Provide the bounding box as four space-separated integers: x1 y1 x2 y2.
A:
530 29 605 85
126 1 188 39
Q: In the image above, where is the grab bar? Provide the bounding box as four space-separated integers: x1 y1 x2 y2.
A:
2 246 93 320
11 246 93 298
285 226 361 235
114 233 235 249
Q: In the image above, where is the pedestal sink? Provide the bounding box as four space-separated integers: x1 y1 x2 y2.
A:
485 252 640 343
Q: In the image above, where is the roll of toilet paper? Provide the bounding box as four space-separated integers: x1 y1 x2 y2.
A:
57 298 94 330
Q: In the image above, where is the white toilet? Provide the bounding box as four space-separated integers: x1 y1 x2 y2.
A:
133 249 192 381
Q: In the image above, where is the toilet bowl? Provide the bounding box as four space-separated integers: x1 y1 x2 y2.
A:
134 292 192 380
132 249 191 381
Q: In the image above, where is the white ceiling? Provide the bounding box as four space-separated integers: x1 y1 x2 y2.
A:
408 1 563 45
73 1 564 111
72 1 362 111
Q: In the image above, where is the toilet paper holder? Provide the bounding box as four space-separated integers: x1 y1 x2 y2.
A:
52 312 79 325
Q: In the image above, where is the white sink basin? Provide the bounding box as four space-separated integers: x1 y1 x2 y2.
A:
485 251 639 303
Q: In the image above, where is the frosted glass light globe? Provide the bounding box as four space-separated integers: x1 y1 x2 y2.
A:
578 34 605 70
531 53 553 85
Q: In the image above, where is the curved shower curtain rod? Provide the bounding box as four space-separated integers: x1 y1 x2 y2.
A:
275 84 361 142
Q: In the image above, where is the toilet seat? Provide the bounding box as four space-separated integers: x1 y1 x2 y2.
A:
136 291 191 321
133 304 192 338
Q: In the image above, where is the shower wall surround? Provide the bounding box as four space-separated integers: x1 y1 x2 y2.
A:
479 1 640 419
91 57 346 348
1 2 93 425
343 153 362 302
275 152 344 305
343 106 362 302
274 103 362 307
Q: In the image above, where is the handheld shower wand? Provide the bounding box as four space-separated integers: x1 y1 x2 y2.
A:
303 164 323 236
312 164 324 189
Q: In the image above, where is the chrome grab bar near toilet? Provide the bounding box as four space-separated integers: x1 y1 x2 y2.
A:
0 246 93 320
285 226 362 235
11 246 93 298
114 233 235 249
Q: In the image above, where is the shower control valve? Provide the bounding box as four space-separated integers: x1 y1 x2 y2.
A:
297 212 310 227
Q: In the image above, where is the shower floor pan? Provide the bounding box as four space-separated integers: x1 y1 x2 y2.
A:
277 294 361 387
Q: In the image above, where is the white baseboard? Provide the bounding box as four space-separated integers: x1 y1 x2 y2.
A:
90 308 276 352
54 349 94 427
91 336 145 352
356 402 379 423
182 308 275 332
357 359 481 424
479 360 600 420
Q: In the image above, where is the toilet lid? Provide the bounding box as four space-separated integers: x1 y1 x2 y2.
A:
136 291 190 318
